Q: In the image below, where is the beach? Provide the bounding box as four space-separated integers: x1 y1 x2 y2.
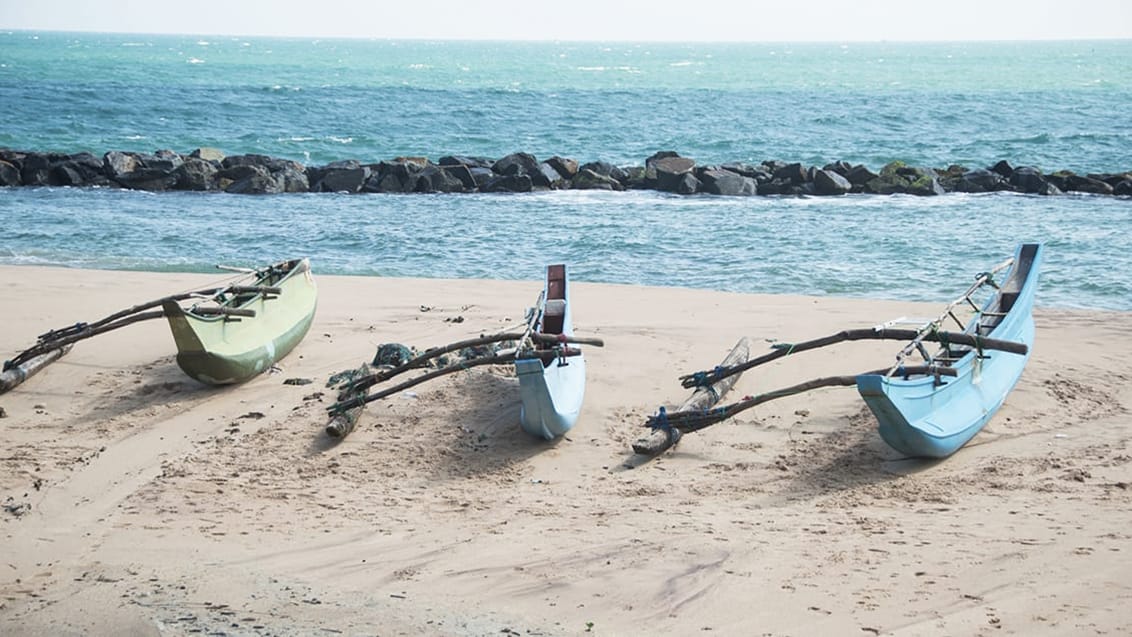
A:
1 265 1130 636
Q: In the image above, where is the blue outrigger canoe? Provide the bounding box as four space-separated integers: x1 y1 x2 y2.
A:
515 264 587 440
857 243 1043 458
656 244 1042 460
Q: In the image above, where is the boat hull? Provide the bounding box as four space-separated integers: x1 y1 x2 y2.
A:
856 244 1043 458
164 258 317 385
516 264 586 440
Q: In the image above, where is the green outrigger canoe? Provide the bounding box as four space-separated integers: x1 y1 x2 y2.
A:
162 258 317 385
2 258 317 393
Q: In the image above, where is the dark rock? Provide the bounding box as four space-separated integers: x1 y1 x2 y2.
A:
1063 175 1114 195
481 173 532 193
48 163 86 186
822 160 852 176
844 164 879 186
619 166 648 189
103 151 143 179
438 155 494 170
536 162 568 189
1088 172 1128 187
699 169 756 196
1010 166 1061 195
115 168 178 192
545 156 579 180
0 160 20 186
277 166 310 193
934 164 968 192
813 169 852 195
416 164 467 193
1114 179 1132 196
954 168 1010 193
492 152 540 177
675 172 701 195
571 168 623 191
172 157 219 191
226 170 282 195
652 156 696 192
990 159 1014 178
143 149 183 172
366 161 420 193
772 162 808 185
317 166 370 193
720 162 771 182
21 152 53 186
467 166 495 188
866 162 943 196
438 163 477 190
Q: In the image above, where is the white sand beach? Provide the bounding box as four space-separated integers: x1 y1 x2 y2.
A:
1 265 1130 636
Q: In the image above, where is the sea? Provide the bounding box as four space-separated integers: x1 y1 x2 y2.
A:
1 32 1129 310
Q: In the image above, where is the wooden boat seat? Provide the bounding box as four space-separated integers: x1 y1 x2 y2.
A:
542 299 566 336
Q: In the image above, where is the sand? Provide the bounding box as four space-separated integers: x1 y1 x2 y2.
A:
1 265 1130 636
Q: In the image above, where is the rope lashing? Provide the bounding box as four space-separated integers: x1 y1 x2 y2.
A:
650 406 670 432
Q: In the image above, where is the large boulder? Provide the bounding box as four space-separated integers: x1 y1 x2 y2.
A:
772 162 808 185
866 161 944 196
225 165 283 194
844 164 879 187
480 173 533 193
492 152 540 177
699 168 756 196
0 160 20 186
1063 174 1114 195
813 168 852 195
317 166 370 193
172 157 219 191
571 168 624 191
1009 166 1061 195
415 164 467 193
189 147 226 163
651 156 696 192
544 156 579 180
21 152 55 186
954 168 1010 193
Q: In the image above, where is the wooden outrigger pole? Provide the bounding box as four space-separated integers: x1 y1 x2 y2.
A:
633 337 750 456
1 284 277 395
323 331 603 438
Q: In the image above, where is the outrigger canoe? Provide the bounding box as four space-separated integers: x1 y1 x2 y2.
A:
325 264 600 440
652 243 1042 460
1 258 317 393
515 264 587 440
857 243 1043 458
163 258 317 385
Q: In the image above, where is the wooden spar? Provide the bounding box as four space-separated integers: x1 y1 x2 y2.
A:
4 281 281 371
633 336 750 456
658 365 959 433
5 310 166 372
0 345 72 395
679 328 1027 389
326 403 365 438
341 332 605 394
328 347 583 415
323 364 372 439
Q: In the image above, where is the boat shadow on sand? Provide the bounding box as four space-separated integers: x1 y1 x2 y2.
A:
310 370 558 478
770 406 949 500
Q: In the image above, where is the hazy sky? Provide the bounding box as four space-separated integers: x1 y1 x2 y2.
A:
2 0 1130 41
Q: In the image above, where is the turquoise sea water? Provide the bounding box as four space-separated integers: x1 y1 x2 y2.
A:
1 32 1130 309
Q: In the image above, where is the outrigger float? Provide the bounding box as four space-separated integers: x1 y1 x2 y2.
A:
645 243 1043 459
326 264 602 440
1 258 317 394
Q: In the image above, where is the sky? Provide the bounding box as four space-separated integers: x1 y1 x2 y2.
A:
1 0 1130 42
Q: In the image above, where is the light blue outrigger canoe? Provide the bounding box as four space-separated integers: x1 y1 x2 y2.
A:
656 243 1041 461
857 243 1043 458
515 264 587 440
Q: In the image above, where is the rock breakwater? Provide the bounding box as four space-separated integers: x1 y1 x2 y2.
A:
2 148 1129 197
